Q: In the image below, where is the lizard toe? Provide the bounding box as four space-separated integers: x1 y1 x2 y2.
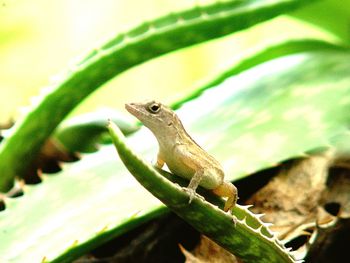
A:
182 187 196 204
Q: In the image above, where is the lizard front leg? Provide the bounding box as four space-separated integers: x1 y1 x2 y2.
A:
186 169 204 203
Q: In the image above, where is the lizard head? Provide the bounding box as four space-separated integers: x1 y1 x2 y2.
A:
125 100 180 134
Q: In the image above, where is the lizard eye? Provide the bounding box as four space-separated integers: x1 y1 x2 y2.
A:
148 103 161 113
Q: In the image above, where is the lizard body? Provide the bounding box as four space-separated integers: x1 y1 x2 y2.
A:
125 100 238 212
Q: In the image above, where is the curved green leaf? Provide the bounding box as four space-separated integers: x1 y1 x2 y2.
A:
171 39 348 109
54 109 139 153
175 50 350 180
107 121 296 263
1 46 350 262
292 0 350 43
0 0 317 191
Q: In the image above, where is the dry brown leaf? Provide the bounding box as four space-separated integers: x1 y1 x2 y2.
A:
244 148 350 261
180 236 240 263
303 167 350 262
247 150 334 239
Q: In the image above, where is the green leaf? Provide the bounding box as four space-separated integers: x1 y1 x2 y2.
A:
292 0 350 43
1 46 350 262
175 49 350 181
107 121 296 263
0 0 317 191
171 38 347 110
54 109 139 153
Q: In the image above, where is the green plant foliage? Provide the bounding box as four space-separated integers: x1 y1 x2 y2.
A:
56 39 347 154
108 121 297 263
171 39 347 110
1 47 350 262
293 0 350 43
0 0 317 192
177 49 350 179
54 109 139 153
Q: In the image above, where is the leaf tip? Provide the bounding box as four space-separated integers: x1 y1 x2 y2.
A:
107 119 125 141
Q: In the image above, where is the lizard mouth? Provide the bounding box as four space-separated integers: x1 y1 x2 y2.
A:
125 102 161 127
125 103 138 115
125 103 148 120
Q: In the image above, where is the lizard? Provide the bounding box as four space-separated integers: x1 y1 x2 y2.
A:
125 100 238 212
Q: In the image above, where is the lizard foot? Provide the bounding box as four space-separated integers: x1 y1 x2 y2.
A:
182 187 205 204
224 210 237 226
182 187 196 204
231 215 238 226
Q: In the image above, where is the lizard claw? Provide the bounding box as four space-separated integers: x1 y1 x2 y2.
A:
231 215 237 226
182 187 205 204
182 187 196 204
224 210 237 226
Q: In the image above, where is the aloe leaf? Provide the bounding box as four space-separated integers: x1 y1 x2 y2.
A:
171 39 348 110
1 47 350 262
177 51 350 181
0 152 167 263
292 0 350 43
0 0 317 191
107 121 296 263
54 109 139 153
55 40 346 154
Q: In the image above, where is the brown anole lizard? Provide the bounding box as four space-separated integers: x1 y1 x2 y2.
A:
125 100 238 212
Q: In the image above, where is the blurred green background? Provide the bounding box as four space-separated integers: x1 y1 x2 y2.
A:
0 0 341 123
